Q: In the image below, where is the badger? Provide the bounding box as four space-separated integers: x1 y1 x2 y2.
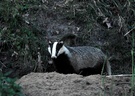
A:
48 41 111 76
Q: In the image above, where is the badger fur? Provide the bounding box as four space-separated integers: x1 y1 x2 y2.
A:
48 41 111 76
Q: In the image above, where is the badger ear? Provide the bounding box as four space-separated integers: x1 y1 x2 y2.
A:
59 41 64 45
48 40 52 45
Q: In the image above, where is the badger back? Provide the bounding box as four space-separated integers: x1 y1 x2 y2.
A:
68 46 106 73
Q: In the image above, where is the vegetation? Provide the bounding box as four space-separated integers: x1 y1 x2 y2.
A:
66 0 135 74
131 32 135 96
0 0 48 77
0 0 135 95
0 72 24 96
0 1 47 95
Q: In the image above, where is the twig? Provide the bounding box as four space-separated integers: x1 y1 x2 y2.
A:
0 61 7 68
106 74 135 78
124 26 135 36
118 15 123 32
37 49 43 72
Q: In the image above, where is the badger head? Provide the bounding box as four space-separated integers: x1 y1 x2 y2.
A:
48 41 70 59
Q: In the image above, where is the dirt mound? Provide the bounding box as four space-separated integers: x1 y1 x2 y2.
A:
16 72 134 96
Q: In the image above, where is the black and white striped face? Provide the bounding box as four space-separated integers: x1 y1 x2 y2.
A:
48 41 66 59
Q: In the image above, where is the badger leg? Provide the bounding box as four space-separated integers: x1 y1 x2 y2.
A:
106 61 112 75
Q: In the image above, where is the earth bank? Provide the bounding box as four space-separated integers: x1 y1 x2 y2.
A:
16 72 135 96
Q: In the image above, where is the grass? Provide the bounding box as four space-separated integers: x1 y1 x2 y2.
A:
100 32 134 95
131 32 135 96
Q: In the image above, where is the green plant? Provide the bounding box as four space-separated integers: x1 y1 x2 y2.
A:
0 72 24 96
0 0 48 77
131 32 135 96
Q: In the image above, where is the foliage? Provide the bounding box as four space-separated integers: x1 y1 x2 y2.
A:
0 72 24 96
131 32 135 96
0 0 48 77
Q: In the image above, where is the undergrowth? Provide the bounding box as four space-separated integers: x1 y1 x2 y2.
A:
0 0 48 77
0 72 24 96
0 0 48 95
65 0 135 74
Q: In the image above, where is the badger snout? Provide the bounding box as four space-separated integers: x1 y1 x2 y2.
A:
51 55 57 59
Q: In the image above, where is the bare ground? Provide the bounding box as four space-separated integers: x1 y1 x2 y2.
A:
16 72 135 96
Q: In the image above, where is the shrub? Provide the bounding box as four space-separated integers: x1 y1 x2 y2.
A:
0 0 48 77
0 72 24 96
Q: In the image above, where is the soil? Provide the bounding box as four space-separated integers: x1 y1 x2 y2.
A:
16 72 135 96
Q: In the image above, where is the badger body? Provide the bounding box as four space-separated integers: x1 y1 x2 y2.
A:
48 41 111 76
